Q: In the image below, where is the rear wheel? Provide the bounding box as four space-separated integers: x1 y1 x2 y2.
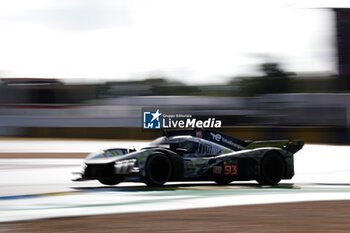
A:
145 153 173 187
257 152 285 185
98 177 122 185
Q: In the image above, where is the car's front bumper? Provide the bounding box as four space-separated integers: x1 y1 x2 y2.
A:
72 159 141 182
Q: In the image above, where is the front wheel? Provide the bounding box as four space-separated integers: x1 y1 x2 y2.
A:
257 152 285 185
144 153 173 187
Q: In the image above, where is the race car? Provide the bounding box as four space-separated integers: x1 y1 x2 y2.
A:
73 129 304 186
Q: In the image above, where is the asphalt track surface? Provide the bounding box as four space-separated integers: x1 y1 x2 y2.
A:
1 141 350 223
3 201 350 233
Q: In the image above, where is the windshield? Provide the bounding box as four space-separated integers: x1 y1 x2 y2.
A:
148 136 199 152
148 136 170 148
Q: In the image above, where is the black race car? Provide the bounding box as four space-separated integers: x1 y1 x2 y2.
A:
74 129 303 186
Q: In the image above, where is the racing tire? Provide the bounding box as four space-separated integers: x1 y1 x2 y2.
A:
214 177 233 185
257 152 285 185
98 177 122 185
145 153 173 187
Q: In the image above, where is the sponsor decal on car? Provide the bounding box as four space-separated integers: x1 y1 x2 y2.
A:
213 166 222 174
210 132 243 149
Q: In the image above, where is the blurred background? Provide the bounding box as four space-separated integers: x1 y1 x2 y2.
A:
0 0 350 143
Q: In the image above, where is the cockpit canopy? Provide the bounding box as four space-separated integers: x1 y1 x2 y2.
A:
148 135 233 156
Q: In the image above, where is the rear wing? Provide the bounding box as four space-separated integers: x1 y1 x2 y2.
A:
245 140 304 153
163 129 249 150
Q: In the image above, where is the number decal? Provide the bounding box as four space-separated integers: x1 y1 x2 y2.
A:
223 164 238 176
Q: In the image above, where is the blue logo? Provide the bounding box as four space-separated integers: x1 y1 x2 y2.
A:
143 109 162 129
